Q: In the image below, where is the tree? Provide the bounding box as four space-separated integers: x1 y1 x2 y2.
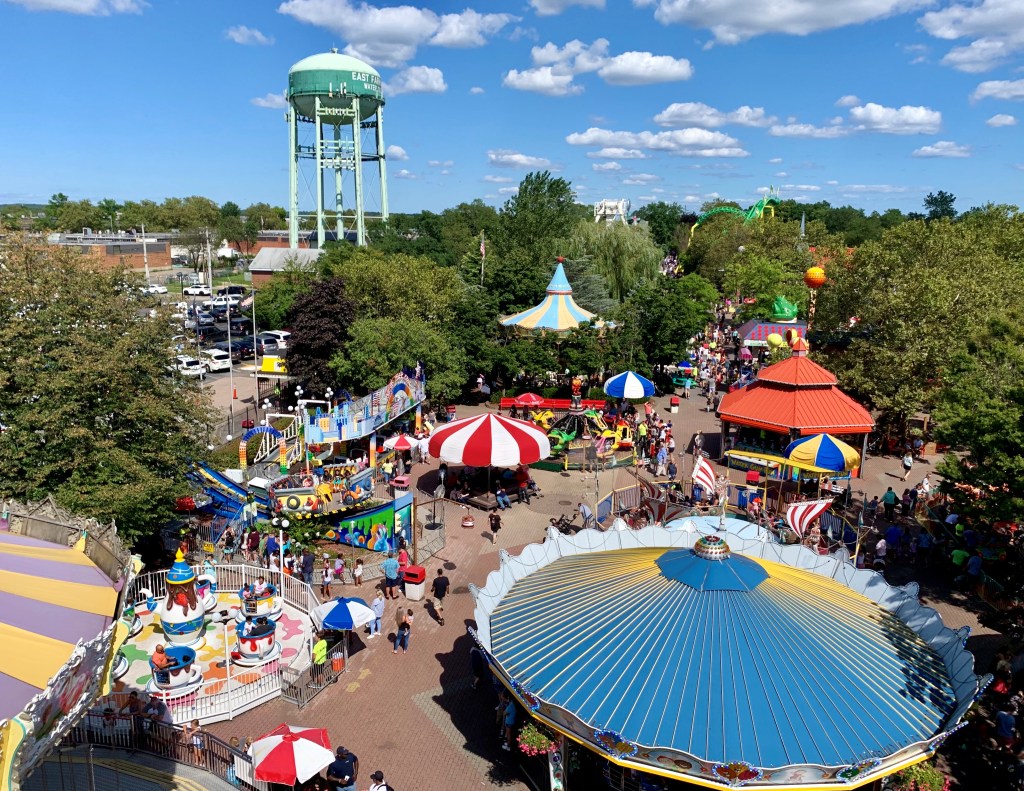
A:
178 226 209 272
54 199 106 234
563 220 662 303
722 254 805 320
924 190 957 221
252 264 316 330
119 199 165 231
0 235 213 545
633 201 684 250
97 198 122 231
220 215 259 257
244 202 287 230
622 274 719 364
220 201 241 219
934 313 1024 524
284 277 356 393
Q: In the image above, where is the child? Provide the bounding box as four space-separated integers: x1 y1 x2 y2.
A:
183 719 205 766
283 551 296 577
334 556 345 585
320 559 333 600
353 558 363 587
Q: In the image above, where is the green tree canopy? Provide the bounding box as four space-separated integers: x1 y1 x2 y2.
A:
622 274 718 365
633 201 684 250
563 220 662 303
0 236 213 544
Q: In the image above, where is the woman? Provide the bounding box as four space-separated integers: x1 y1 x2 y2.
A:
393 608 413 655
219 527 236 562
901 451 913 481
245 528 260 564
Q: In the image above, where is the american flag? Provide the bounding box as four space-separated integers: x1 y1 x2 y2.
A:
480 235 486 260
371 390 380 412
785 499 833 537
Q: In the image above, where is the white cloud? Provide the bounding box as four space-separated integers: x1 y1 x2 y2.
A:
971 79 1024 101
532 38 610 72
635 0 925 44
226 25 274 45
566 126 748 157
529 0 604 15
394 169 417 179
498 186 519 194
586 147 648 159
848 102 941 133
637 195 657 201
428 159 454 167
488 149 553 168
987 113 1017 126
654 101 773 128
4 0 143 13
775 171 788 177
912 140 971 157
768 157 783 163
683 194 701 203
597 52 693 85
623 173 661 184
386 145 409 160
251 91 288 109
782 183 821 191
843 184 909 193
826 179 839 185
277 0 517 68
503 66 583 96
770 123 848 138
386 65 447 95
483 175 514 183
835 94 860 107
920 0 1024 73
592 161 622 171
469 86 485 95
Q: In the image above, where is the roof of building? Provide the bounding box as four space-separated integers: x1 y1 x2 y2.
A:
473 527 981 787
717 342 872 434
735 319 807 347
248 247 323 273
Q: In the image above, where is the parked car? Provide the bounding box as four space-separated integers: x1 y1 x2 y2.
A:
214 340 255 362
142 283 168 294
200 349 233 373
196 327 228 346
228 316 251 334
259 330 291 349
204 295 241 310
169 356 206 379
210 304 244 321
184 312 215 330
183 284 211 296
217 285 248 296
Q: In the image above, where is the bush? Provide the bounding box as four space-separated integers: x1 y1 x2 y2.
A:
887 761 950 791
517 722 558 757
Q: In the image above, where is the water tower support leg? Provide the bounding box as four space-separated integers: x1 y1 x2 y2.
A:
334 124 344 243
288 106 299 249
376 106 389 224
353 96 365 246
315 97 325 249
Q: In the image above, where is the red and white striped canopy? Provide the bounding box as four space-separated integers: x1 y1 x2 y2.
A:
251 724 334 785
785 499 833 537
691 455 718 493
384 433 416 451
428 413 551 467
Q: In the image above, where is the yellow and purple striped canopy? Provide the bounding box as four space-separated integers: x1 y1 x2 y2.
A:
0 532 118 720
501 264 604 333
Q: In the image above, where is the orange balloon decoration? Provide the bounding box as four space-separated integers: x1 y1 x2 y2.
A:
804 266 827 289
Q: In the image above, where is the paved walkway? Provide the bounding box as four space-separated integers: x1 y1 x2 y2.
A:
205 392 1002 790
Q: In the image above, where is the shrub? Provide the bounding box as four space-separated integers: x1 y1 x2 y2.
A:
517 722 558 757
887 761 950 791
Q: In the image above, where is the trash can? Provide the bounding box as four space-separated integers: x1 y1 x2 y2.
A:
331 653 345 673
446 405 457 422
403 565 426 601
669 396 680 414
737 487 749 509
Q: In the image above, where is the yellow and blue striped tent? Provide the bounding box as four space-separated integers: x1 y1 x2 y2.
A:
500 263 605 334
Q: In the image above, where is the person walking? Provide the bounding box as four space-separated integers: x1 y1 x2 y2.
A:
325 746 358 791
431 568 450 626
320 557 334 601
367 770 389 791
881 487 898 522
368 590 385 638
312 631 328 686
488 511 502 544
393 608 413 654
300 548 315 585
381 551 401 599
901 451 913 481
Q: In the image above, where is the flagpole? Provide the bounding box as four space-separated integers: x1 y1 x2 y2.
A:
479 231 485 287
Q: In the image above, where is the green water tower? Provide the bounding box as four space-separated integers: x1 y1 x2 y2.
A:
287 49 389 248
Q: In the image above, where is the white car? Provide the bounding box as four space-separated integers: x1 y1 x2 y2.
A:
183 284 212 296
259 330 291 349
169 355 206 379
204 295 241 309
146 284 168 294
200 349 232 373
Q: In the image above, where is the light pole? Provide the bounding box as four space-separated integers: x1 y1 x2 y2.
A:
271 517 289 581
294 385 306 475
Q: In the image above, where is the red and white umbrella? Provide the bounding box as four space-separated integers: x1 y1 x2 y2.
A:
250 724 334 785
513 392 545 407
428 413 551 467
383 433 416 451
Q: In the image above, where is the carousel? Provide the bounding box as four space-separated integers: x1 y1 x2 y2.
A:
471 526 985 789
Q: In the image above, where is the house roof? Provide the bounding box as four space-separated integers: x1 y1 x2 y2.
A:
248 247 323 273
718 381 874 434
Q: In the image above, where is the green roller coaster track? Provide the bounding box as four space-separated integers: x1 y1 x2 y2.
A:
690 186 781 237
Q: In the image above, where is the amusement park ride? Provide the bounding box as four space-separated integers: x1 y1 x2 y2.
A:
690 186 781 236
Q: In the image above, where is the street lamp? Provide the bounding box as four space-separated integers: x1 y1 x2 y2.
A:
324 388 334 408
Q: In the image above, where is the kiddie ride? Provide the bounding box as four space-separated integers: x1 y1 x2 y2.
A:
144 551 208 699
271 462 376 520
235 582 284 625
547 409 634 455
232 616 282 666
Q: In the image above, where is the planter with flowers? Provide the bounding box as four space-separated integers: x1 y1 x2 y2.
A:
887 761 950 791
517 722 558 757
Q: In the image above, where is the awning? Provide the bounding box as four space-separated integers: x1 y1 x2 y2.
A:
724 449 833 474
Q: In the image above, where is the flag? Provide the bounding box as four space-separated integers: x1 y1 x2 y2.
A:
691 455 717 494
785 499 833 537
480 234 486 260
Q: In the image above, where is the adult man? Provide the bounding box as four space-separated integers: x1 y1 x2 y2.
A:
301 549 315 585
326 745 359 791
431 568 450 626
312 632 328 686
381 552 401 599
367 770 389 791
368 590 386 638
118 690 145 742
577 502 595 530
881 487 898 522
495 485 512 511
667 459 678 480
962 550 984 593
488 510 502 544
655 445 668 477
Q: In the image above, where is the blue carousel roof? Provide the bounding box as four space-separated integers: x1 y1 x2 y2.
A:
481 532 972 774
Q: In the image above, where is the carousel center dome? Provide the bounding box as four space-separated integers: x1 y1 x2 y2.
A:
479 532 977 783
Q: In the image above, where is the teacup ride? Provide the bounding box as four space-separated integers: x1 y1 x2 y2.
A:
234 584 283 624
196 573 218 613
111 649 130 681
231 619 282 666
155 550 208 649
145 645 204 699
122 603 143 638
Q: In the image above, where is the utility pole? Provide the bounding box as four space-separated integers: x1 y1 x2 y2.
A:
205 228 214 288
141 223 150 286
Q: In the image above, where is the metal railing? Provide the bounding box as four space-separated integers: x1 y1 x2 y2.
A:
63 712 269 790
281 634 346 708
153 655 282 725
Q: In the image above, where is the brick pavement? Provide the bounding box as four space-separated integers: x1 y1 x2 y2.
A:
206 394 1002 789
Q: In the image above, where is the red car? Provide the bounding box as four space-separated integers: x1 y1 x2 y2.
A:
240 419 255 429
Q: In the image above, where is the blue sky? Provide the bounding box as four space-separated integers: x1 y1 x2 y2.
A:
1 0 1022 215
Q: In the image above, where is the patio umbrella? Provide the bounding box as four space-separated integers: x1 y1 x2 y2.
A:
603 371 655 400
428 413 551 467
383 434 415 451
250 724 333 785
311 596 375 631
513 392 545 407
784 433 860 472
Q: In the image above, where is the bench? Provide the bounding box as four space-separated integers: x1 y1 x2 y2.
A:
498 398 606 412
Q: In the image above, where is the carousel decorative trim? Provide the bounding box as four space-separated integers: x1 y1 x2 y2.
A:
711 761 764 787
836 758 881 784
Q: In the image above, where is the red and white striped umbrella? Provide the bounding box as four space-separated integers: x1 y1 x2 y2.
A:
785 499 833 537
250 724 334 785
428 413 551 467
384 433 415 451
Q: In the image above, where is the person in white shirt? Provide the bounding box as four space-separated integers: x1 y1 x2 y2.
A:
367 769 388 791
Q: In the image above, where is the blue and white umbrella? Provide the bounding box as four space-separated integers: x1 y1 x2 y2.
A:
603 371 655 399
310 597 375 631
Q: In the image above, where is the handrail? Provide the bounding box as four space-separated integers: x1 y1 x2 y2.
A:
65 712 269 790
